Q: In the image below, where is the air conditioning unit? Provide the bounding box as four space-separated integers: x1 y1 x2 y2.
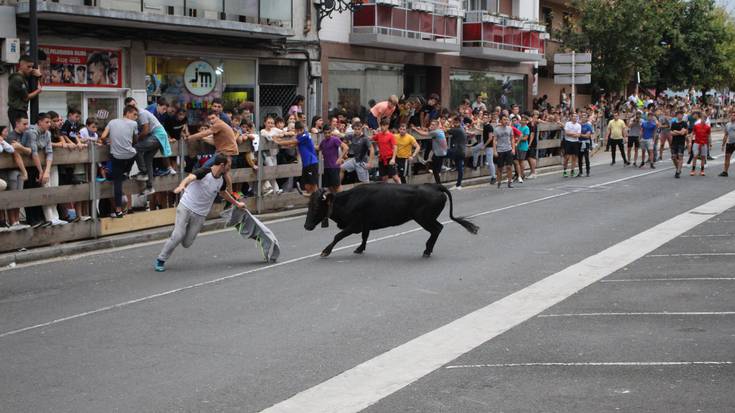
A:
1 38 20 64
98 0 141 12
413 1 434 12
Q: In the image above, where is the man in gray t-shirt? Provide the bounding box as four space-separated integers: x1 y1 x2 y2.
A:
719 112 735 177
492 115 518 188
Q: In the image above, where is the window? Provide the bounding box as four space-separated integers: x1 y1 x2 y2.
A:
328 61 404 119
542 7 553 32
450 70 526 110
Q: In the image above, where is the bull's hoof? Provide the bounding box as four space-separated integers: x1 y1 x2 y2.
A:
320 250 331 257
422 251 432 258
354 247 365 254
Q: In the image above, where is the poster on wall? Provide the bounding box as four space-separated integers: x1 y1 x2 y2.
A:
39 45 122 88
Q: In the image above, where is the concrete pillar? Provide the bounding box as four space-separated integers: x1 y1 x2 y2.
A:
129 40 146 91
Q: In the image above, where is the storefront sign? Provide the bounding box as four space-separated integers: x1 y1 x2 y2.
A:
184 60 216 96
39 45 122 88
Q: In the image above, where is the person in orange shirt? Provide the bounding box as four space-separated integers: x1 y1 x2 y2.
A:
367 95 399 130
690 119 711 176
372 119 400 183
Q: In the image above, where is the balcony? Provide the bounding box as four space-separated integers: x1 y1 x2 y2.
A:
461 10 547 64
15 0 293 39
350 0 462 53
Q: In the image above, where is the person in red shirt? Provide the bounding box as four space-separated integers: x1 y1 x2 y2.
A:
372 119 400 183
690 120 711 176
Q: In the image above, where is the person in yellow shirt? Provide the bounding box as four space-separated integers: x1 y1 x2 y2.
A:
394 123 421 183
605 112 629 166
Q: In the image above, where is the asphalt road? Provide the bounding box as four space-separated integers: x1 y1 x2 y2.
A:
1 145 734 413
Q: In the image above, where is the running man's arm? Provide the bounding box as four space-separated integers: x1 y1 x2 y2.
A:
173 173 197 194
410 138 421 159
338 141 350 165
390 144 398 165
220 190 246 209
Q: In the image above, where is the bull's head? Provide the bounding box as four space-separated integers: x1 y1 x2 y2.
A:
304 189 334 231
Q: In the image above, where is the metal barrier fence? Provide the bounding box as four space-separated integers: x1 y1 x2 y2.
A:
0 124 567 253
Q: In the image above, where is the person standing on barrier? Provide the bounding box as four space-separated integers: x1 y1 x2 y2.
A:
606 112 629 166
578 113 594 177
412 119 446 185
100 105 139 218
154 154 245 272
720 112 735 177
185 110 238 192
340 121 373 185
394 123 420 184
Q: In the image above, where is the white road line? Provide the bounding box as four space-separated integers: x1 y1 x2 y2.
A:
258 189 735 413
538 312 735 318
601 277 735 283
679 234 733 238
646 253 735 257
445 361 734 369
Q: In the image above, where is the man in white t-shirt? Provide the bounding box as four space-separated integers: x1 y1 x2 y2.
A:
563 114 582 177
155 154 245 272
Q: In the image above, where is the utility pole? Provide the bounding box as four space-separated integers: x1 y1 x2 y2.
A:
29 0 39 124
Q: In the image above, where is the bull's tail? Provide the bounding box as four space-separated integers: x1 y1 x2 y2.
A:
437 185 479 235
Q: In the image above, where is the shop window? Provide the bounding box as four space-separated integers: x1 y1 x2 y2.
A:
146 56 255 125
39 91 83 118
328 61 404 119
450 70 526 110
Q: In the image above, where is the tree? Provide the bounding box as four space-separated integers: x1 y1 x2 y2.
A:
559 0 735 94
558 0 674 94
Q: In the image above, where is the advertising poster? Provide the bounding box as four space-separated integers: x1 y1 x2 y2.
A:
40 45 122 88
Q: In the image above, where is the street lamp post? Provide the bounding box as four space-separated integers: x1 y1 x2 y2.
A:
29 0 39 124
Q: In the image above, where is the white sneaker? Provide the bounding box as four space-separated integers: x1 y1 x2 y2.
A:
50 218 68 226
518 177 524 183
143 187 156 196
454 185 463 190
167 167 177 175
527 173 537 180
10 223 31 231
276 189 284 195
133 173 149 182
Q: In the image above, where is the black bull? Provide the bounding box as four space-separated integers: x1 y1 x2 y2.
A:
304 183 479 257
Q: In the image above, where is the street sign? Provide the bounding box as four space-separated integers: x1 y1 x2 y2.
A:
554 74 591 85
554 63 591 74
554 52 592 64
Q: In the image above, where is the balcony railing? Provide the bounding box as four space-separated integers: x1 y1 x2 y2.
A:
462 10 546 55
28 0 292 28
352 0 462 44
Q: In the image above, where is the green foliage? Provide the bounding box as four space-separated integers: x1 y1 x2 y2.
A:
558 0 735 93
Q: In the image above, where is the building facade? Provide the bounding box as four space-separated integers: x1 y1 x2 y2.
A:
0 0 320 127
317 0 548 116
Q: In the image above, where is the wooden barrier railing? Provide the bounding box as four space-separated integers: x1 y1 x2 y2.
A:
0 124 568 253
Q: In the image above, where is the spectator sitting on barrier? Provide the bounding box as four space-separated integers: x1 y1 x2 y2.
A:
2 116 30 182
310 116 323 135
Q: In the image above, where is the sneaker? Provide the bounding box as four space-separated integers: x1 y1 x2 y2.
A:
167 167 178 176
650 163 655 169
507 181 513 188
639 162 645 168
154 168 168 177
719 171 729 177
133 173 149 182
563 171 569 177
9 223 30 231
490 177 497 185
610 161 616 166
690 170 696 176
527 173 537 180
454 185 463 190
675 171 681 179
154 259 166 272
276 189 284 195
143 187 156 196
80 216 93 221
707 155 715 161
517 177 523 183
50 219 68 226
31 221 46 229
700 171 706 176
624 161 631 166
586 171 590 177
95 176 107 182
